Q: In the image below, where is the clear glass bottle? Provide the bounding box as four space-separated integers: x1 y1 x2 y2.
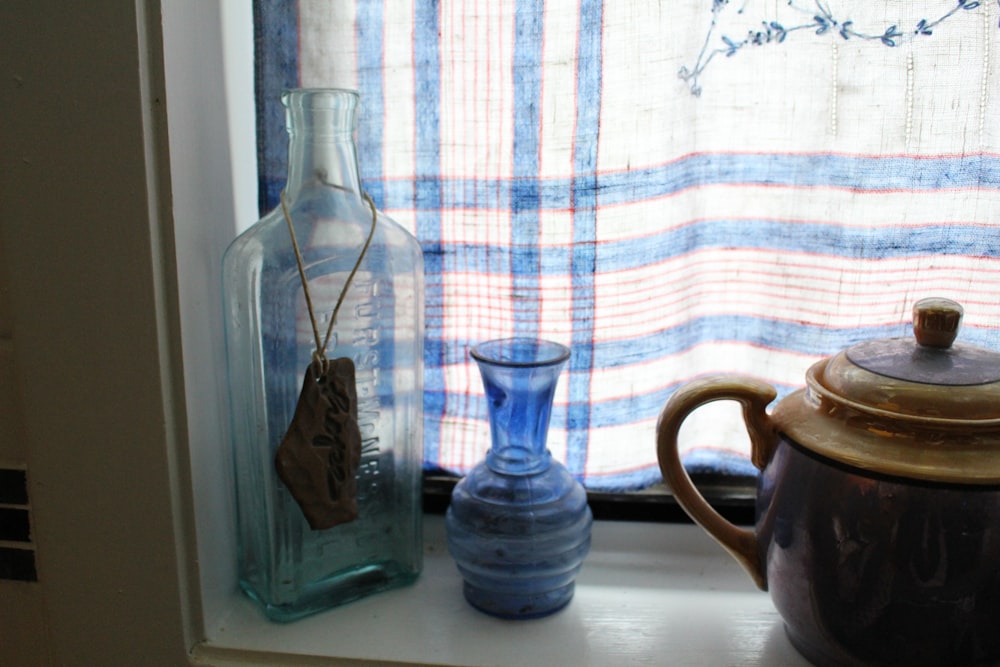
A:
222 89 424 621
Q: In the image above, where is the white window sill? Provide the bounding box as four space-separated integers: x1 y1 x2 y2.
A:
190 515 810 666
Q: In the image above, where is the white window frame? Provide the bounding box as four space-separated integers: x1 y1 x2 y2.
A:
164 6 802 666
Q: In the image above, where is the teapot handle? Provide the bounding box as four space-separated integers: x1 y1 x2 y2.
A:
656 376 778 590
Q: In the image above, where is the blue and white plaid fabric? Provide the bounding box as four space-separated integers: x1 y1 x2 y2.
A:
253 0 1000 491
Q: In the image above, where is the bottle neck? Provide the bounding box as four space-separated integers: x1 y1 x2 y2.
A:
284 135 362 201
478 365 563 475
281 89 362 202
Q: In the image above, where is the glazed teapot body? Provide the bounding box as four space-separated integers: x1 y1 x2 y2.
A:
658 300 1000 667
760 434 1000 666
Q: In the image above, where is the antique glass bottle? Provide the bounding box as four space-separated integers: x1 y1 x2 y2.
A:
222 89 424 621
446 338 592 619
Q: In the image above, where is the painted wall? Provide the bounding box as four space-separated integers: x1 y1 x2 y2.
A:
0 2 196 664
0 191 51 665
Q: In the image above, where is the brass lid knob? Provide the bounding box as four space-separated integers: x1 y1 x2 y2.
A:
913 297 963 349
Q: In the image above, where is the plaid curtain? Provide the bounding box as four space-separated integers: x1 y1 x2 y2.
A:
253 0 1000 491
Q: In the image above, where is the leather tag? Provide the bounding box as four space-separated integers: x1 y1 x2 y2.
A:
275 357 363 530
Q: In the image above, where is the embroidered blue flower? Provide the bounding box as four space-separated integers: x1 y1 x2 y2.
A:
880 25 902 47
679 0 994 96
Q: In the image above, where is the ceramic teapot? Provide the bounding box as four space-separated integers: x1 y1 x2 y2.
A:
657 298 1000 667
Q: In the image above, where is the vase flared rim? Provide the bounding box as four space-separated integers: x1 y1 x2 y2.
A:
470 338 570 368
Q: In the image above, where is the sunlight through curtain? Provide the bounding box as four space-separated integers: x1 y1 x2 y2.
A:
253 0 1000 491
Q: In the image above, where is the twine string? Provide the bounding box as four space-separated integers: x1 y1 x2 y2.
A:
280 189 378 371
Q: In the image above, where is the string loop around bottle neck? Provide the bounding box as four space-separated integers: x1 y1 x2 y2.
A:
280 189 378 371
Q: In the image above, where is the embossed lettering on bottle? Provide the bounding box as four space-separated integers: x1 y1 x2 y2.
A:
351 277 383 506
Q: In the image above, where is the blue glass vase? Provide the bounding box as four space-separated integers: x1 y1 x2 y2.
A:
446 338 592 619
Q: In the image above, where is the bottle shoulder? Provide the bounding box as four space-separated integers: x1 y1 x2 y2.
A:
223 200 422 268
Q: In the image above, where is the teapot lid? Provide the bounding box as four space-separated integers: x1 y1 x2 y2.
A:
772 298 1000 484
846 298 1000 388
